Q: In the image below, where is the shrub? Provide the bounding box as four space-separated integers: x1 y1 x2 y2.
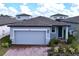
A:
63 48 66 53
48 35 79 56
75 45 79 53
1 35 12 47
53 46 59 53
67 35 77 44
49 38 59 46
57 43 68 53
70 42 78 48
69 42 79 53
69 47 75 54
1 42 9 48
48 42 79 56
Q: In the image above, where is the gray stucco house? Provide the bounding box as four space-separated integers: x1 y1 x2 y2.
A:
50 14 68 20
50 13 79 39
61 16 79 39
8 16 70 45
16 13 32 20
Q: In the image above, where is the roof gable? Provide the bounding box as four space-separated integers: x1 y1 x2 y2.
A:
16 14 31 16
61 16 79 23
50 14 68 17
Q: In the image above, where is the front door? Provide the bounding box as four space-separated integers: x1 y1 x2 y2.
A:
58 26 62 38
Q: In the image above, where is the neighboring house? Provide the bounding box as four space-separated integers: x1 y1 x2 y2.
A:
50 14 68 21
0 15 17 39
16 13 32 20
8 16 70 45
61 16 79 38
50 14 79 39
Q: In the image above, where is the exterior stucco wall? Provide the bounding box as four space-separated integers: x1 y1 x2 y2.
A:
50 27 58 39
68 23 79 39
69 23 79 31
50 26 67 39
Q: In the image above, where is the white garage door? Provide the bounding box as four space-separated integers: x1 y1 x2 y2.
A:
14 31 46 45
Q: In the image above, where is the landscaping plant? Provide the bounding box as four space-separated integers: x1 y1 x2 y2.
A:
48 38 60 46
48 35 79 56
67 35 77 44
1 35 12 48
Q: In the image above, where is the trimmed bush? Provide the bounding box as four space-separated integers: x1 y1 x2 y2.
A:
67 35 77 44
49 38 59 46
1 35 12 47
1 42 9 48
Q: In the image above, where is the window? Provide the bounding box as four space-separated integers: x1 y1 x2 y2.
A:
17 16 20 18
52 27 55 32
60 17 63 19
57 17 60 19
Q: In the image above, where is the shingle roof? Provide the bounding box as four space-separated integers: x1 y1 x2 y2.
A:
50 14 68 17
16 14 31 16
8 16 70 27
61 16 79 24
0 16 18 26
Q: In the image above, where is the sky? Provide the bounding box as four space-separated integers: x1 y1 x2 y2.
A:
0 0 79 17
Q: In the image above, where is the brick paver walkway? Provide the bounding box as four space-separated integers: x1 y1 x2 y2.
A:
4 46 50 56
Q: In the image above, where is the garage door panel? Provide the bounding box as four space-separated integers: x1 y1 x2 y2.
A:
15 31 46 44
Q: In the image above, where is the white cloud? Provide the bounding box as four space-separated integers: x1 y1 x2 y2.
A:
0 3 7 10
20 5 32 15
0 3 79 17
0 3 32 16
0 3 8 15
32 3 66 17
8 7 18 16
9 7 18 13
32 3 79 17
69 6 79 16
0 3 18 16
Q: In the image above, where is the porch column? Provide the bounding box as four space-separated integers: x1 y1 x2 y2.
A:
65 26 68 41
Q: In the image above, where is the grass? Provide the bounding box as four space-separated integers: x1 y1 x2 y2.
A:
0 35 10 56
0 45 9 56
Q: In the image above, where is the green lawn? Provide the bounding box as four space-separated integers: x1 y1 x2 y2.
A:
0 45 9 56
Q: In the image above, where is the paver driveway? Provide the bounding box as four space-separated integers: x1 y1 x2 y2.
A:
4 45 50 56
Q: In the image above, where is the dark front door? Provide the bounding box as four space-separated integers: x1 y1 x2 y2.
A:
58 26 62 37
